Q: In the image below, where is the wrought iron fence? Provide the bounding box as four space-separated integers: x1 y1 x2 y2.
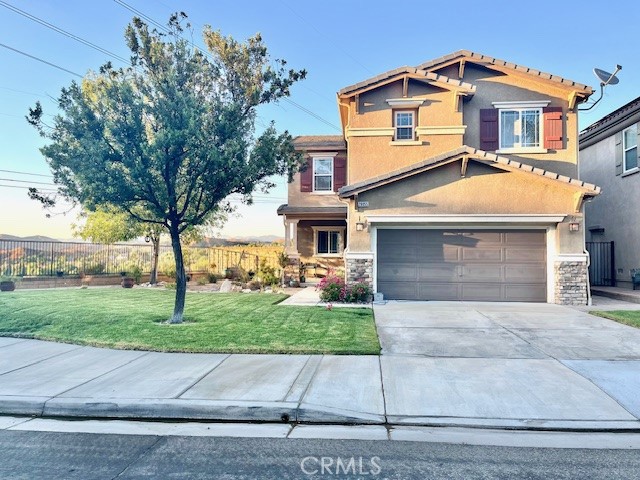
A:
0 239 281 278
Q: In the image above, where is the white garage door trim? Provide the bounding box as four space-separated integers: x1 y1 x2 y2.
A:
370 222 559 303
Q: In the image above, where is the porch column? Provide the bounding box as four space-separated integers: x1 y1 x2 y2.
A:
283 217 300 256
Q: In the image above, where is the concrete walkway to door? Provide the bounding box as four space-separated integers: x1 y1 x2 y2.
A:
373 300 640 425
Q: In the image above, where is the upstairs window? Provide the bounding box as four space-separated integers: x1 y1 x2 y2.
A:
623 124 638 172
482 101 553 153
499 108 541 149
394 111 415 141
313 157 333 192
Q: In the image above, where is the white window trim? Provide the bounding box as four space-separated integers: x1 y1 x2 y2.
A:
393 110 416 142
311 227 345 257
622 125 638 173
312 156 334 194
386 98 425 108
493 101 550 154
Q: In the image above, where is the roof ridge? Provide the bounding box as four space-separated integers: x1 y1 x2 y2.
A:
417 50 592 93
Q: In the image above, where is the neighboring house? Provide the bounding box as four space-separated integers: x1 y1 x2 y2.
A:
579 96 640 289
278 50 600 305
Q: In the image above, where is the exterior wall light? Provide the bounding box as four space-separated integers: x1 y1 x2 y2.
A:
356 221 366 231
569 222 580 232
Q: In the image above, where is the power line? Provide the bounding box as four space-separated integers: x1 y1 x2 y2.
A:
0 0 130 64
282 98 341 131
0 42 82 78
0 177 57 186
0 184 58 192
112 0 170 33
0 169 53 178
0 85 41 97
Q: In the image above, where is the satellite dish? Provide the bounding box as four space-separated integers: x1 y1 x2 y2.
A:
593 66 621 86
580 64 622 110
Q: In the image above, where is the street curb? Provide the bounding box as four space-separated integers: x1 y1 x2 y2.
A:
2 398 640 433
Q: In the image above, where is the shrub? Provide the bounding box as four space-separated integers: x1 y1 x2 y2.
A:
258 259 279 286
197 277 207 286
317 273 346 302
207 272 218 283
344 282 373 303
130 265 143 284
317 274 372 304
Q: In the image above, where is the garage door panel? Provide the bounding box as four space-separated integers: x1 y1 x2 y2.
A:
504 231 546 244
382 248 420 262
461 284 502 301
462 264 504 281
505 265 546 282
378 281 418 300
417 264 458 281
416 245 460 262
377 263 417 281
458 231 503 243
505 285 547 301
418 284 460 301
461 247 503 262
505 248 546 262
377 229 547 302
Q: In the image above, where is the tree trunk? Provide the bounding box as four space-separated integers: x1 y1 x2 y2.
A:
150 236 160 285
169 222 186 324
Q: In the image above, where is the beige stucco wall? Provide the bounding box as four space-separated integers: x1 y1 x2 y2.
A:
345 161 584 253
346 81 464 183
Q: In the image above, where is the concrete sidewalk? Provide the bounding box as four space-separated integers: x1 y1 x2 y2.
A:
1 332 639 431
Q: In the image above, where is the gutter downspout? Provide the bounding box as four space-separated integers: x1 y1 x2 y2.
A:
580 196 593 306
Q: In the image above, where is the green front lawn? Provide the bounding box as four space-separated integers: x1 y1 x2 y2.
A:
0 289 380 355
591 310 640 329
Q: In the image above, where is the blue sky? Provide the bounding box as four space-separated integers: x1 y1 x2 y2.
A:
0 0 637 239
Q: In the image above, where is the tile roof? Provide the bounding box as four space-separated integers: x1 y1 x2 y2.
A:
293 135 346 150
338 146 600 197
276 205 348 216
417 50 593 93
579 95 640 146
338 50 593 98
338 67 476 97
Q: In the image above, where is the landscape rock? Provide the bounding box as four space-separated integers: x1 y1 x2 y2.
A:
219 279 233 293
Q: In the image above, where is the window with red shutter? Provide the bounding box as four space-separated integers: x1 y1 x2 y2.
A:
299 158 312 192
543 107 563 150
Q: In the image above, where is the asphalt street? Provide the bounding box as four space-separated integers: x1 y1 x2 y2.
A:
1 429 639 480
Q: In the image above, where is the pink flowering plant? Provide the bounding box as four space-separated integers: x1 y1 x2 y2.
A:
316 272 372 304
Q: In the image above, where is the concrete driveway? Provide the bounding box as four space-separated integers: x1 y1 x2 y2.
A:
374 301 640 359
374 301 640 423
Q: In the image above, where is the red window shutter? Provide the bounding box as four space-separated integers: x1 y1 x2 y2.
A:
300 158 312 192
333 156 346 192
479 109 499 151
543 107 563 149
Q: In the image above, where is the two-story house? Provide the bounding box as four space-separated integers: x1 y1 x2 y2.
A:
278 50 600 305
580 96 640 289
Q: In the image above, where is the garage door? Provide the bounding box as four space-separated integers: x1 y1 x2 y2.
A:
377 229 547 302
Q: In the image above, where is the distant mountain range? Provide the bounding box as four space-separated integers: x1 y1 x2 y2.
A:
0 233 284 245
0 234 61 242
